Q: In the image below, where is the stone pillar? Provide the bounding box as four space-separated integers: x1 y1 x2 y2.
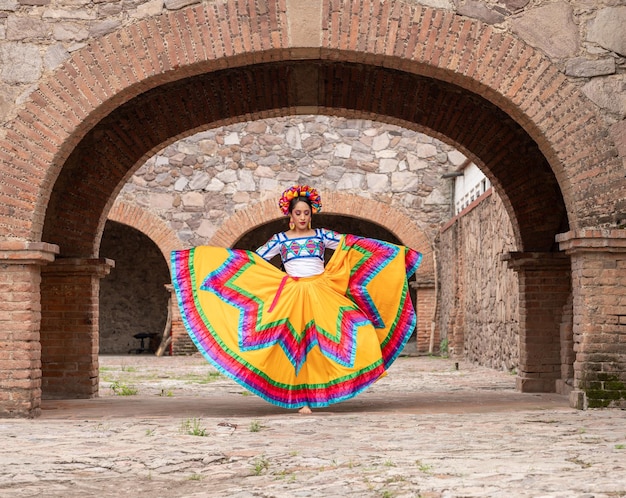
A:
557 229 626 409
0 241 59 418
503 252 571 393
40 258 114 399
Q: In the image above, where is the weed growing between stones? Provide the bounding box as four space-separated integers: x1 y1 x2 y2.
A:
415 460 433 474
180 418 209 436
252 455 270 475
249 420 265 432
439 338 449 358
275 469 296 482
110 381 138 396
566 456 592 469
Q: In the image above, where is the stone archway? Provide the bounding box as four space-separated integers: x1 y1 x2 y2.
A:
0 1 623 416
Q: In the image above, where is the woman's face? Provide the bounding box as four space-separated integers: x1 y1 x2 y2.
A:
289 200 312 231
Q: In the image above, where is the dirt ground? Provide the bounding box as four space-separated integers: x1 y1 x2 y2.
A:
0 354 625 497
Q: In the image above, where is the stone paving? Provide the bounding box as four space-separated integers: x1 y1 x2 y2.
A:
1 354 625 498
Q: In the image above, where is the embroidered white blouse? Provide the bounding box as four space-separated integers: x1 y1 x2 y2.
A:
256 228 342 278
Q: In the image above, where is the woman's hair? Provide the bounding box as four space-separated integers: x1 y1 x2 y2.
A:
288 195 312 214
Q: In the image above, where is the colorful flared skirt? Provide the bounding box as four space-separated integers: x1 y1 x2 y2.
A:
171 234 422 409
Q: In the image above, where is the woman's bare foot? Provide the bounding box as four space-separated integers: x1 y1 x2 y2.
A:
298 405 312 414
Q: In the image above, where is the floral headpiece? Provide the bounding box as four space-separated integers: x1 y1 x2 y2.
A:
279 185 322 216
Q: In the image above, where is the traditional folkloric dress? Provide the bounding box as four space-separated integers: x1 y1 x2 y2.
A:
171 228 422 409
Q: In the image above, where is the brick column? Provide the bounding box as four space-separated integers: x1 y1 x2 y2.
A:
167 284 197 355
0 241 59 418
557 293 575 396
412 282 438 354
40 258 114 399
557 229 626 409
503 252 571 393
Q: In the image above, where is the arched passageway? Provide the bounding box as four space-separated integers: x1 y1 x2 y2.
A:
0 1 624 416
98 221 170 356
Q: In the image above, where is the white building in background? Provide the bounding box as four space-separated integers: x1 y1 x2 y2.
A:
453 161 491 215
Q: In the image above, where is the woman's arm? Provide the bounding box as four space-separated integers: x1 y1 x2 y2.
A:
320 228 343 250
256 233 281 261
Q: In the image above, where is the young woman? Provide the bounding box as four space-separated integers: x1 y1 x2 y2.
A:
171 185 421 413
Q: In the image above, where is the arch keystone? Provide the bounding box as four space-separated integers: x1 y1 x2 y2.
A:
286 0 323 48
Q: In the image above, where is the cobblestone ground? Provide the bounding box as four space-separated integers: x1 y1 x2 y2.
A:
1 354 625 498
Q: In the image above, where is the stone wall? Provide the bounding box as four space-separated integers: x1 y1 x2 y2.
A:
438 189 520 371
118 115 457 248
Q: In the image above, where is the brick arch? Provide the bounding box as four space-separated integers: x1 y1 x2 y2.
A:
0 0 619 257
107 200 184 267
210 193 434 282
